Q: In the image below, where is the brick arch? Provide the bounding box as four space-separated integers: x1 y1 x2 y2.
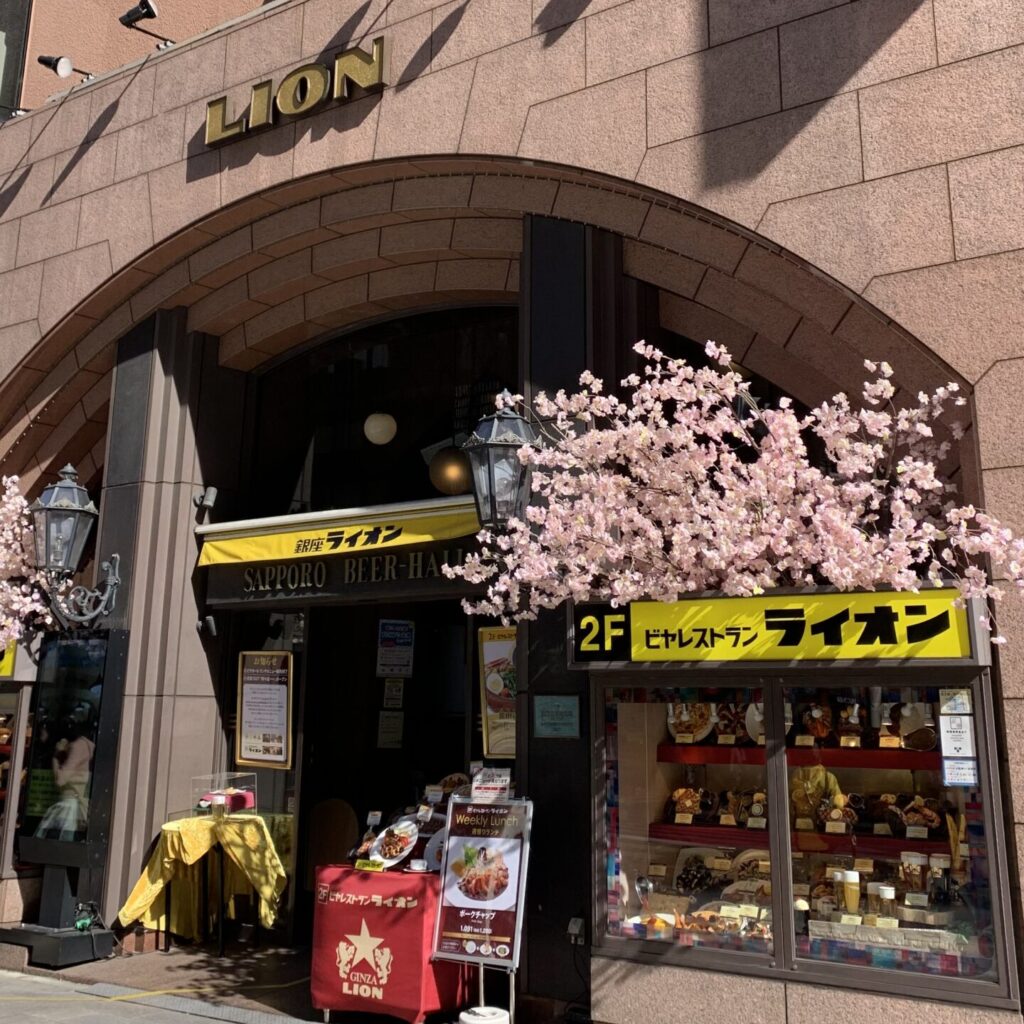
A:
0 156 971 496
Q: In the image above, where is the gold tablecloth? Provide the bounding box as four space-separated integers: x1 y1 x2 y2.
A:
118 814 288 942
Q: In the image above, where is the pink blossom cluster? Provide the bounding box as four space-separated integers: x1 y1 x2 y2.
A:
447 341 1024 641
0 476 51 646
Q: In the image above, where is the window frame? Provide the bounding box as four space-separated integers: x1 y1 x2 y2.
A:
589 664 1021 1010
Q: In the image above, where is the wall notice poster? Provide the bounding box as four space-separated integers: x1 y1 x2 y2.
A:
433 796 532 969
479 627 517 758
236 651 292 769
376 619 415 678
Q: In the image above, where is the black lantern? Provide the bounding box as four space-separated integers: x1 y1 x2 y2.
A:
29 465 119 626
29 465 97 576
462 392 538 530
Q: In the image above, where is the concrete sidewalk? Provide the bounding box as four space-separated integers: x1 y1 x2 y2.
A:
0 969 312 1024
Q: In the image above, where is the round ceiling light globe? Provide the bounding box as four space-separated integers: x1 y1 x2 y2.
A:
428 446 471 496
363 412 397 445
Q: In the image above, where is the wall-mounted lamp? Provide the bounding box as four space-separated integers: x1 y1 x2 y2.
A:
37 56 95 82
363 412 397 446
119 0 175 48
29 465 120 628
119 0 158 26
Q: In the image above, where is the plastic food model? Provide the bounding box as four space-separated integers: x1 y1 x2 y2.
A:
714 703 749 742
671 787 703 816
803 703 833 740
817 792 858 827
902 795 942 830
790 765 841 820
836 702 862 738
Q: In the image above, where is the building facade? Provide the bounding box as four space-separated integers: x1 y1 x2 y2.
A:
0 0 1023 1021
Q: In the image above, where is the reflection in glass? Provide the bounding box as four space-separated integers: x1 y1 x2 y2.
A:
605 686 772 955
23 636 106 842
785 685 996 981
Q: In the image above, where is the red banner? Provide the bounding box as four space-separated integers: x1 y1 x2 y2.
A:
433 798 532 968
311 866 466 1022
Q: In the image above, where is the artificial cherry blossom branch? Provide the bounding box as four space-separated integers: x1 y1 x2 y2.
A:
447 341 1024 642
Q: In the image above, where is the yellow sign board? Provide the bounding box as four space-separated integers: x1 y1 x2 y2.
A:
199 507 479 567
571 589 971 663
0 641 16 679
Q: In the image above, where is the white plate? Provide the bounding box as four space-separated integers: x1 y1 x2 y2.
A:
424 828 446 870
369 820 418 867
666 702 715 743
730 849 770 877
745 704 766 744
625 913 676 929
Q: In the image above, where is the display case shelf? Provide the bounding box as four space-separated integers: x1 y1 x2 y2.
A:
0 744 11 755
656 743 941 771
656 743 765 765
648 822 950 857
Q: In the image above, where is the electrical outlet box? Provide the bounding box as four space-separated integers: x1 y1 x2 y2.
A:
567 917 585 944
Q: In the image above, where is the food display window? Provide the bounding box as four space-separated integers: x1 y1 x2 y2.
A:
597 672 1018 1006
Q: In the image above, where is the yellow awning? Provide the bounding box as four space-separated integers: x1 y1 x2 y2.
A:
197 496 479 567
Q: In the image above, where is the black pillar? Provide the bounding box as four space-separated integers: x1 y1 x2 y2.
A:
518 217 630 1005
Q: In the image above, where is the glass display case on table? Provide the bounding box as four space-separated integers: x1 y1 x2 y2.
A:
191 773 258 816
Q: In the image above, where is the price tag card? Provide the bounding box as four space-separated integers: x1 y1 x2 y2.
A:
757 860 771 874
939 688 972 715
355 859 384 872
905 892 929 908
719 814 737 827
425 785 444 805
738 904 760 918
675 733 695 744
905 825 929 839
795 735 816 747
757 734 766 746
876 916 899 929
795 817 815 831
960 842 970 857
416 803 433 823
853 859 874 874
840 736 862 748
710 857 732 872
648 863 667 878
873 823 893 836
367 810 382 827
717 733 736 746
747 817 767 829
674 812 694 825
718 905 741 919
469 760 484 777
825 821 847 834
840 914 863 926
862 914 878 927
793 883 810 897
879 735 901 749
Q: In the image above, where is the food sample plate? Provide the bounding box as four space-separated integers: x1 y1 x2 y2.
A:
369 820 418 867
673 847 728 880
730 849 771 878
423 828 446 870
667 702 714 743
744 704 766 744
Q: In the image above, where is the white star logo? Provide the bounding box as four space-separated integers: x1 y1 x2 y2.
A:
344 919 384 969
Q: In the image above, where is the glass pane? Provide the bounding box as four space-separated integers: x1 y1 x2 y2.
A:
785 684 997 982
48 512 76 571
604 684 773 955
21 635 108 843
